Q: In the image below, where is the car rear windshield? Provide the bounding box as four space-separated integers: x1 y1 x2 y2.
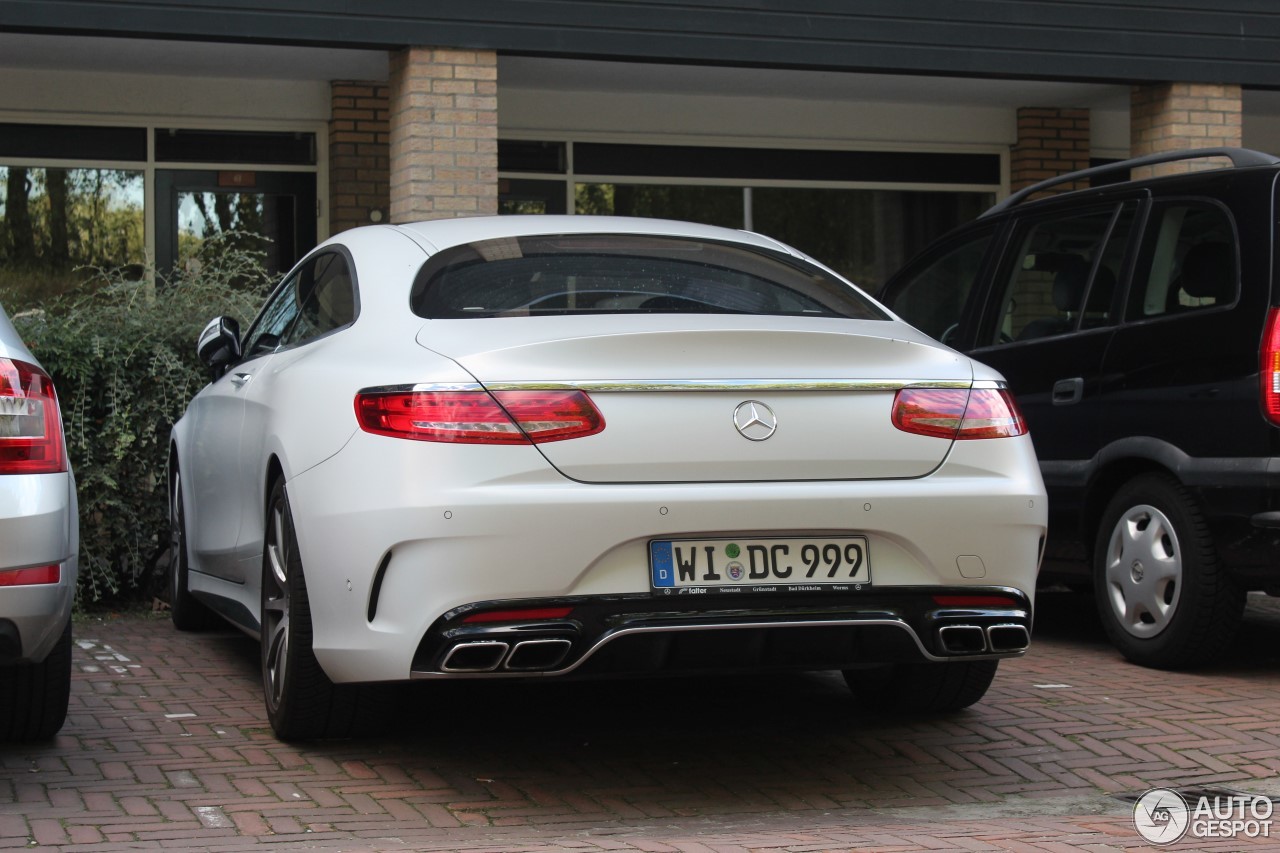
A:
409 233 886 320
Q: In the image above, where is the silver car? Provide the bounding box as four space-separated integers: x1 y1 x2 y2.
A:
0 303 77 741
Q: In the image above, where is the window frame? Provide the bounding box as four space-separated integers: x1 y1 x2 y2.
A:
240 245 360 361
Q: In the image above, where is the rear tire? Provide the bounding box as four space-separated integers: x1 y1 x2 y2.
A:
261 479 375 740
843 659 998 714
1093 473 1243 669
0 617 72 741
169 468 219 631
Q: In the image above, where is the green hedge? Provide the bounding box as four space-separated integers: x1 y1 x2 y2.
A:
4 235 268 606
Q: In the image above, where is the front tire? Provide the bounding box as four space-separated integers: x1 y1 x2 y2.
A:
261 479 361 740
0 617 72 741
1093 473 1243 669
169 468 218 631
843 659 998 714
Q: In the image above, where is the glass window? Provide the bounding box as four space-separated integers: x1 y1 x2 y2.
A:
280 252 355 347
1130 203 1236 319
884 229 993 344
751 188 994 290
242 276 299 359
0 166 144 308
574 183 744 229
243 251 355 358
410 234 886 321
990 205 1132 345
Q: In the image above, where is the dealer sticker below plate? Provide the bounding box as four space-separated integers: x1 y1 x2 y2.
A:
649 536 871 593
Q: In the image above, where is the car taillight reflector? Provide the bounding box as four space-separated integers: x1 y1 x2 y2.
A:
0 564 60 586
355 389 604 444
892 387 1027 440
1261 307 1280 425
0 357 66 475
462 606 574 623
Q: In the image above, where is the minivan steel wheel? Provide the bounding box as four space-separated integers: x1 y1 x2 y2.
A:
1100 502 1183 639
1093 473 1243 669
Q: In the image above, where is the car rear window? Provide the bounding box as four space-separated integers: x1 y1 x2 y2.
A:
409 233 886 320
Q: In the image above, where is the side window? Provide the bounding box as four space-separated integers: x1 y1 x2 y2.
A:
883 229 993 344
279 251 356 347
989 204 1134 345
241 275 300 359
1129 203 1236 319
239 251 356 359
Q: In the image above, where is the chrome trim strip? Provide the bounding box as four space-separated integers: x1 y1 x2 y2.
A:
360 379 1003 395
411 616 1024 679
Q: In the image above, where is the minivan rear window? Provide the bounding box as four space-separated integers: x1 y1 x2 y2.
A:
409 234 886 320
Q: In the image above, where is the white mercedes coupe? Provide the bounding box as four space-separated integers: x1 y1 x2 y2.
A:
169 215 1046 739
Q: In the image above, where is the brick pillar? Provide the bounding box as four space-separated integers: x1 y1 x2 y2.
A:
1130 83 1242 177
329 81 390 236
388 47 498 223
1010 107 1091 194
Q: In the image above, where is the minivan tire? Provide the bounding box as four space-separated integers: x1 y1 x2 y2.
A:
1093 473 1243 669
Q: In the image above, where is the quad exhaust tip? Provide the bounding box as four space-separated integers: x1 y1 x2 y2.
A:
986 623 1031 652
938 624 987 654
440 637 575 673
505 638 573 671
441 640 509 672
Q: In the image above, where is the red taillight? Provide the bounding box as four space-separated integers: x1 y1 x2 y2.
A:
0 357 66 475
0 564 60 586
462 606 574 623
892 386 1027 440
1261 307 1280 425
354 389 604 444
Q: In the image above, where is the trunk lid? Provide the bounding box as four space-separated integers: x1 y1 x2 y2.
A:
417 315 972 483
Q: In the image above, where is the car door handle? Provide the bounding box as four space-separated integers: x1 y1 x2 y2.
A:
1052 377 1083 406
230 373 253 389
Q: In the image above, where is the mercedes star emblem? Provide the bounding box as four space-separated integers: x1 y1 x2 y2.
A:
733 400 778 441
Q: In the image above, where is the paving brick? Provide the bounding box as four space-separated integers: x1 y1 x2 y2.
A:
5 594 1280 851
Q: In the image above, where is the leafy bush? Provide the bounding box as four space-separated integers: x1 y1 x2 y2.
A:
4 234 269 605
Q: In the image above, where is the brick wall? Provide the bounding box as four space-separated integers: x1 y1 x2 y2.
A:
1130 83 1242 177
329 81 390 236
1010 107 1091 195
388 47 499 223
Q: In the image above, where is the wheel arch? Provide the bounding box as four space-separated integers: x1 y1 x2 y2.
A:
1081 438 1198 558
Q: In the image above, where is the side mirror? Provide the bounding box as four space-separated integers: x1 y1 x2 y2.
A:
197 316 242 379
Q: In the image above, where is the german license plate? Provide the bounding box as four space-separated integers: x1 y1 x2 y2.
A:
649 536 871 592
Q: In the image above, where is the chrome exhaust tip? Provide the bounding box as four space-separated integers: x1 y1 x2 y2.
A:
504 638 573 671
938 624 987 655
441 640 509 672
986 624 1030 652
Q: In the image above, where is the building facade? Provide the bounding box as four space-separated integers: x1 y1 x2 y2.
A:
1 1 1279 294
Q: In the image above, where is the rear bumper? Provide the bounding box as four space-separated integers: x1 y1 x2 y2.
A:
412 586 1033 679
0 471 77 664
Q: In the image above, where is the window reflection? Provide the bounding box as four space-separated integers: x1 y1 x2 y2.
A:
0 167 144 307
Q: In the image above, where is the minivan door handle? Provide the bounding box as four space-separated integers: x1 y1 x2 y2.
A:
1052 377 1084 406
230 372 253 389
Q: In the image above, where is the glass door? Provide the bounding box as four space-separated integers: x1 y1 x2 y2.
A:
155 170 316 278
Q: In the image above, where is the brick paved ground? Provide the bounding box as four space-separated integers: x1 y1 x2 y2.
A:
3 590 1280 852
